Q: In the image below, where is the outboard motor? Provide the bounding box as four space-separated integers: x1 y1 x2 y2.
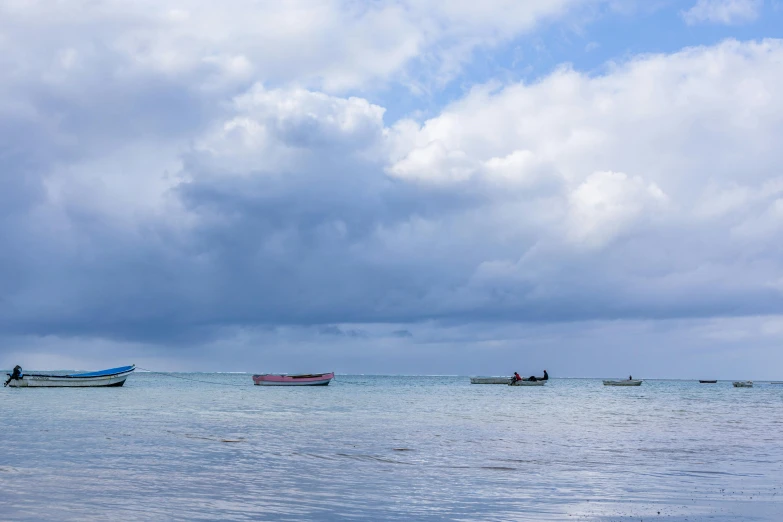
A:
4 365 22 387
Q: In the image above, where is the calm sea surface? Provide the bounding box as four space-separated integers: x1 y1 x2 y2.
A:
1 374 782 521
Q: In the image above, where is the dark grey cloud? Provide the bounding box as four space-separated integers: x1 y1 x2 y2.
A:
318 325 369 338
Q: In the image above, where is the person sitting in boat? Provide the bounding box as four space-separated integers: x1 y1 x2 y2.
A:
527 370 548 382
513 372 522 383
629 375 633 380
4 365 22 387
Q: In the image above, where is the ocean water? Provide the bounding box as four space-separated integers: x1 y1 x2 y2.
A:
1 374 782 521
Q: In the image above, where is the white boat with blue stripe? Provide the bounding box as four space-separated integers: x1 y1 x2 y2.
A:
4 365 135 388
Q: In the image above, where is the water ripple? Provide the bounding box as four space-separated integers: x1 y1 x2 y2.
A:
1 375 782 520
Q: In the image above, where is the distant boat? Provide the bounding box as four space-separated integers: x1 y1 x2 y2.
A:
603 379 643 386
252 372 334 386
732 381 753 388
4 365 135 388
470 377 512 384
509 379 546 386
699 380 718 384
771 382 783 385
510 370 548 383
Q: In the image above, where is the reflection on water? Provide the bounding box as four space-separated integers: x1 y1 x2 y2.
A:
1 375 782 520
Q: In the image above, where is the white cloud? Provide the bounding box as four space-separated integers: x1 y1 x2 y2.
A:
567 171 667 248
387 141 478 183
4 32 783 363
0 0 600 94
191 84 387 177
682 0 763 25
378 39 783 311
387 39 783 246
4 0 783 377
118 39 783 331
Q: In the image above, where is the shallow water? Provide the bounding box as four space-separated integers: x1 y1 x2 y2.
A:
1 375 782 520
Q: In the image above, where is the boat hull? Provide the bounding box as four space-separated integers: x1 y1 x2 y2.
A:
252 372 334 386
470 377 512 384
603 380 643 386
509 380 546 386
699 380 718 384
6 366 135 388
732 381 753 388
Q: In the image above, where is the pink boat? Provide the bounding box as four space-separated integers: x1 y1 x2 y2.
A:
252 372 334 386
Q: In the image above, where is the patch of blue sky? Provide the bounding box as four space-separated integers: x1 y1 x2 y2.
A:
378 1 783 124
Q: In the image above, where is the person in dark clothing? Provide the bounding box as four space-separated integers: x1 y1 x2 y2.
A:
629 375 633 380
4 365 22 387
527 370 549 382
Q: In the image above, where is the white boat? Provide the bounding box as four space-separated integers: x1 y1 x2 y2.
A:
4 365 135 388
470 376 512 384
732 381 753 388
603 379 643 386
252 372 334 386
509 379 546 386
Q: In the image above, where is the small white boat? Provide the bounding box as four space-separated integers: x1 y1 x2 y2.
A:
603 379 643 386
509 379 546 386
4 365 135 388
733 381 753 388
470 376 512 384
252 372 334 386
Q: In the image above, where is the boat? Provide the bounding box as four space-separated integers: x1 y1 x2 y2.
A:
470 376 512 384
699 380 718 384
507 370 549 385
603 379 643 386
4 365 135 388
509 379 546 386
252 372 334 386
771 382 783 385
732 381 753 388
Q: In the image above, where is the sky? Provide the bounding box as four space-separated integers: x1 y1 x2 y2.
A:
1 0 783 378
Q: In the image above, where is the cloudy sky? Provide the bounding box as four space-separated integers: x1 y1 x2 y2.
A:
2 0 783 377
